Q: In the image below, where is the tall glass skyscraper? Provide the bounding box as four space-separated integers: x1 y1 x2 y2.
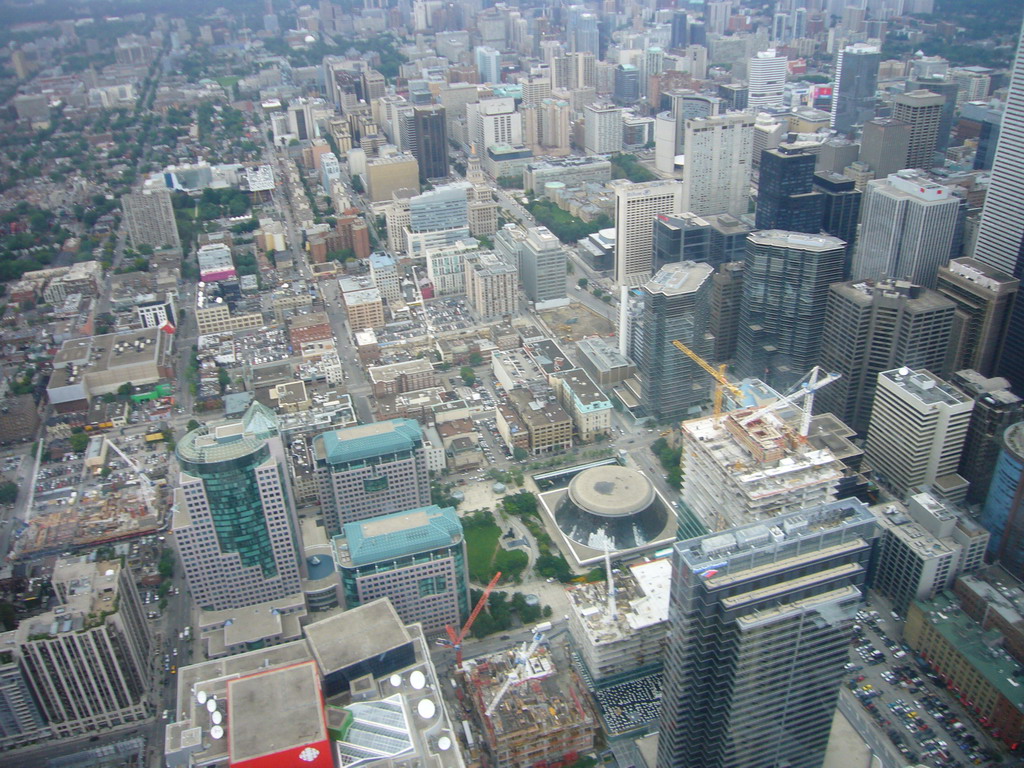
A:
755 146 824 234
980 423 1024 578
657 500 877 768
830 43 881 135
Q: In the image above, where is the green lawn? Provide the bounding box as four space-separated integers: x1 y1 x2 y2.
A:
464 513 502 583
216 76 240 88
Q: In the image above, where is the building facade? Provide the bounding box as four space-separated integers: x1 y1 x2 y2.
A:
613 179 683 286
980 423 1024 579
680 113 754 218
520 226 567 304
830 43 881 134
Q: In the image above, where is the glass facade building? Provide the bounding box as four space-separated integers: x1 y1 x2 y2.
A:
981 423 1024 578
755 147 824 234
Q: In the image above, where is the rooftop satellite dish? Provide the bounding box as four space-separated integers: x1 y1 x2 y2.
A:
438 736 452 751
304 34 316 43
196 690 208 705
417 698 436 719
215 296 224 303
898 367 910 377
210 725 224 740
410 670 426 690
390 674 402 687
212 710 223 725
206 699 217 713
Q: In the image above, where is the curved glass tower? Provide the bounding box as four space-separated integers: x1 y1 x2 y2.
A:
981 423 1024 577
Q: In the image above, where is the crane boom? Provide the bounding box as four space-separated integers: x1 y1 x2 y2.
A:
444 571 502 666
737 367 841 436
671 340 742 416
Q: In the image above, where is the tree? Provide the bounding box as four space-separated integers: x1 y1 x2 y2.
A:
0 481 17 504
117 382 133 397
158 549 175 580
69 432 90 453
468 352 484 366
577 278 588 289
460 366 476 386
186 419 201 433
502 491 538 518
350 175 364 194
217 368 231 393
512 446 529 461
0 601 16 631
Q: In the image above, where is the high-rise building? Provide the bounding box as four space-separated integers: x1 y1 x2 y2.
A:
980 422 1024 578
937 258 1020 376
467 97 522 151
816 280 955 434
412 104 448 182
830 43 881 134
613 179 683 286
973 21 1024 394
474 46 501 85
313 418 432 534
859 117 911 179
657 500 877 768
681 113 754 217
908 76 960 153
709 261 744 363
747 49 788 110
865 368 974 501
583 102 622 155
405 183 471 256
952 65 993 104
359 68 386 102
570 10 600 57
464 250 518 320
755 146 824 234
852 170 963 289
122 183 181 251
635 262 715 420
332 505 469 635
735 231 846 385
520 225 567 305
365 153 420 202
891 90 945 170
813 171 862 275
613 64 640 105
705 0 732 36
174 402 302 611
950 370 1024 505
0 655 49 749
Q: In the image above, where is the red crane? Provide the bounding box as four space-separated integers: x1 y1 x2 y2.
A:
444 571 502 666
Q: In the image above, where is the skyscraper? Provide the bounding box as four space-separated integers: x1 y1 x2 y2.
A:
747 49 788 110
830 43 881 134
891 90 945 170
474 46 501 85
520 225 567 304
174 402 302 611
735 231 846 385
865 368 974 501
613 179 683 285
973 20 1024 393
412 104 448 182
681 113 754 218
122 183 181 251
755 145 824 234
570 10 600 57
980 422 1024 578
635 261 715 420
613 64 640 105
657 499 877 768
813 171 862 275
816 280 955 434
859 117 911 179
313 418 432 533
852 170 963 289
908 76 960 154
583 102 622 155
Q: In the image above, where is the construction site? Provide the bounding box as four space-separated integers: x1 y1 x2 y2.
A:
460 630 598 768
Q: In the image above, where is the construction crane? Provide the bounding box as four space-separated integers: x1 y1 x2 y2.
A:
443 571 502 666
738 367 841 437
672 340 743 417
485 628 548 717
104 438 158 518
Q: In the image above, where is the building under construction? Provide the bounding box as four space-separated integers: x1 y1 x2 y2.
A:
461 643 598 768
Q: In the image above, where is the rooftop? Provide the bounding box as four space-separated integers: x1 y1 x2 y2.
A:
644 261 714 297
747 230 846 252
305 599 411 675
567 558 671 645
313 418 423 467
335 505 462 567
880 368 971 408
176 402 278 466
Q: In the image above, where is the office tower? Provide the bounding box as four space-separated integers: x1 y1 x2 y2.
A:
122 183 181 250
813 172 861 275
908 76 959 153
405 183 471 256
816 138 860 176
961 101 1002 170
313 418 432 534
980 422 1024 577
520 225 566 304
613 179 684 286
952 65 993 104
9 557 150 739
333 505 469 634
359 68 386 102
671 10 692 48
474 46 501 84
613 64 640 105
657 500 876 768
287 98 323 141
412 104 448 182
816 280 955 434
464 250 517 320
584 102 622 155
571 10 600 57
635 262 715 420
467 97 522 151
973 21 1024 394
365 153 420 202
710 261 744 362
639 47 665 99
859 117 911 179
891 90 945 169
652 212 752 271
748 49 788 110
174 403 302 611
681 113 754 217
950 370 1024 505
865 368 974 500
830 43 881 134
717 82 748 111
705 0 731 35
755 146 824 233
751 113 786 169
937 258 1020 376
465 149 499 237
852 170 962 289
735 231 846 384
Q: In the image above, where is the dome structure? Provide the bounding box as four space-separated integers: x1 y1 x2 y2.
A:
554 466 667 551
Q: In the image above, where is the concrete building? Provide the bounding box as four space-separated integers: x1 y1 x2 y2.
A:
464 250 517 320
870 493 989 615
583 102 622 155
475 45 501 85
523 157 612 193
519 226 566 305
865 368 974 501
747 49 788 110
955 566 1024 666
1 557 150 739
0 655 48 750
852 170 962 290
174 403 302 612
426 239 480 296
365 153 420 203
332 505 469 635
122 183 181 251
859 117 911 179
467 97 522 152
830 43 881 134
313 419 431 534
506 388 573 455
657 500 877 768
566 558 670 683
816 279 955 435
575 336 636 389
680 113 754 218
613 179 683 286
368 251 401 304
981 423 1024 579
341 283 385 330
892 89 945 170
550 368 613 443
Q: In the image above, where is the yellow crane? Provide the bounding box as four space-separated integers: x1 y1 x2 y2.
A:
671 339 743 417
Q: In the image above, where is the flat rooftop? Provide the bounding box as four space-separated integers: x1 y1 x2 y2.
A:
567 558 670 645
881 368 971 408
644 261 714 296
304 599 411 675
312 418 423 466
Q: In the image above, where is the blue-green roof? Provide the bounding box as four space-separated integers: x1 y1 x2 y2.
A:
338 506 461 566
316 419 423 466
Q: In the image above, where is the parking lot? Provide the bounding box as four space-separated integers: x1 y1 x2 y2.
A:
846 607 1003 768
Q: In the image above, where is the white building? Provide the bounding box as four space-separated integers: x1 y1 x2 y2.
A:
613 179 683 286
865 368 974 501
426 239 481 296
584 102 622 155
681 113 754 217
475 45 502 85
467 97 522 151
747 49 788 110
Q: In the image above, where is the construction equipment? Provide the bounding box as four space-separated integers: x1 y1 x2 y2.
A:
672 340 743 417
485 628 548 717
104 438 158 518
443 571 502 666
738 366 841 437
